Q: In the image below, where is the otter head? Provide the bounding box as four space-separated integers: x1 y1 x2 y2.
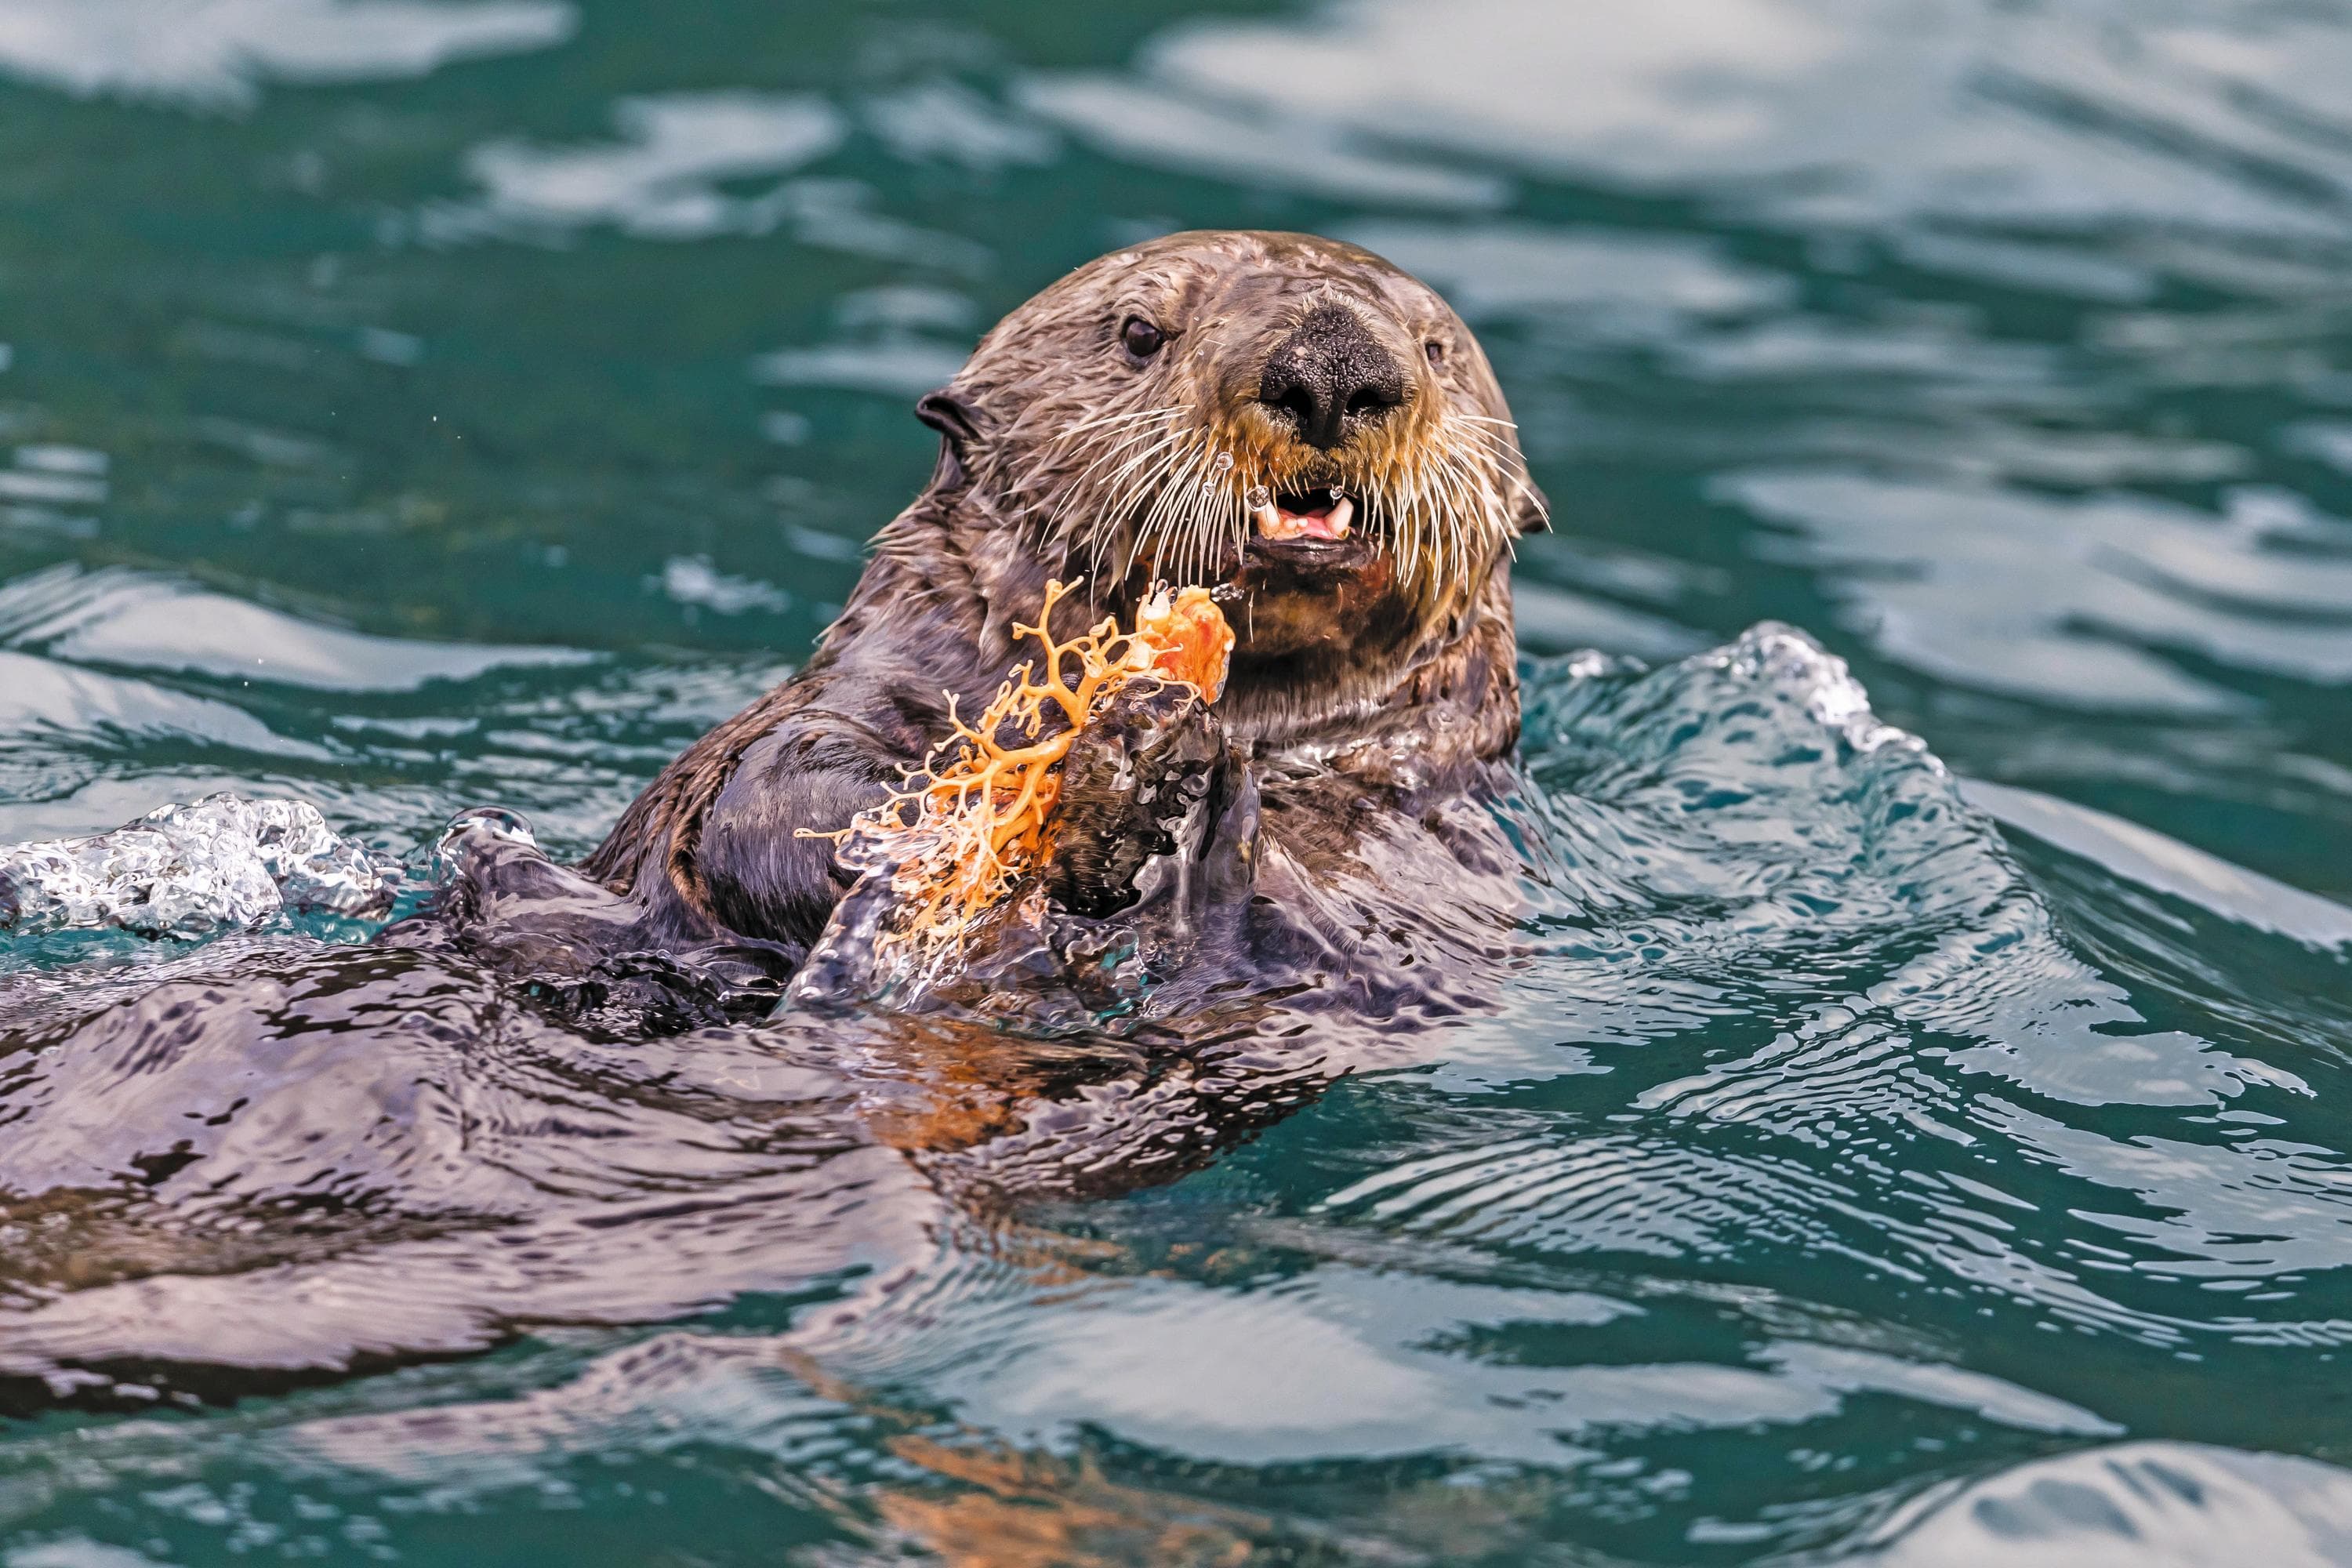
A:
916 230 1545 737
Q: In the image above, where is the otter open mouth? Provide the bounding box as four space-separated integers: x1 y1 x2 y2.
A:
1252 487 1353 543
1241 485 1378 576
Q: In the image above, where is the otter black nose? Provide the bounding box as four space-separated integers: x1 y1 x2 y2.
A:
1257 305 1406 452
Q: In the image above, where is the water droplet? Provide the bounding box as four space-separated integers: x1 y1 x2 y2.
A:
1245 485 1272 509
1330 485 1345 500
1213 452 1235 473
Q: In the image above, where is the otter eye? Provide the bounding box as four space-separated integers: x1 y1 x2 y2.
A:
1121 317 1167 360
1425 339 1446 367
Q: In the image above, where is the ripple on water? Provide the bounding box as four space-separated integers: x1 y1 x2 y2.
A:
1722 471 2352 712
1314 626 2349 1377
0 621 2344 1562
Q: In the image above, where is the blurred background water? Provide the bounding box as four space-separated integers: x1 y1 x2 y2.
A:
3 0 2352 1563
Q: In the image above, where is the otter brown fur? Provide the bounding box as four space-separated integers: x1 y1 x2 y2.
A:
0 236 1556 1410
579 230 1545 978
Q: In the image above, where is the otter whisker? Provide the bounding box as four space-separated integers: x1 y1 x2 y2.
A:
1449 420 1543 505
1077 456 1185 573
1172 491 1206 586
1183 452 1240 586
1051 408 1182 506
1080 430 1196 581
1120 430 1198 582
1451 419 1547 528
1190 461 1233 583
1396 449 1447 590
1067 426 1185 536
1222 466 1250 578
1052 404 1189 450
1057 419 1189 551
1424 419 1519 537
1036 402 1180 490
1185 452 1229 583
1439 439 1499 576
1443 448 1488 583
1429 441 1494 589
1414 466 1450 588
1204 482 1238 583
1196 462 1250 584
1154 450 1196 583
1060 449 1169 566
1061 403 1186 434
1139 437 1216 584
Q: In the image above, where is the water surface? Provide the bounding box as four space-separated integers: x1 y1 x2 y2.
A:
2 0 2352 1562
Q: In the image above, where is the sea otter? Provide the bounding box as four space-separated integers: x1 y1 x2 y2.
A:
564 230 1545 1001
0 234 1552 1403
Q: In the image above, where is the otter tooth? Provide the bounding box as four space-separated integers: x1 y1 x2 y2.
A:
1327 495 1354 539
1253 501 1285 537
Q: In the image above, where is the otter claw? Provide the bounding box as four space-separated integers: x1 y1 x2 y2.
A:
1046 678 1225 919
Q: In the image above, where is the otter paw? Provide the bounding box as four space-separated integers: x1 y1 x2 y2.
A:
1046 677 1225 918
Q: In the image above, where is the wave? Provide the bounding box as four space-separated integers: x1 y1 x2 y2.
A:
0 622 2344 1562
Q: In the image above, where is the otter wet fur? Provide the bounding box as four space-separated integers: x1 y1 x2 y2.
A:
529 230 1548 1014
0 237 1559 1406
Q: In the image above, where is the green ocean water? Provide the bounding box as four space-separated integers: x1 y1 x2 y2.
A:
3 0 2352 1562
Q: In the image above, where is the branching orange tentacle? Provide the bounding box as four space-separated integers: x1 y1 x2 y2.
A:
799 580 1233 977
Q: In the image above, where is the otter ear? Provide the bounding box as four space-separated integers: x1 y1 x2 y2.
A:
916 387 983 488
1511 476 1553 535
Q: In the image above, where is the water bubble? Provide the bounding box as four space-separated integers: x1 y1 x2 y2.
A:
1245 485 1272 509
1214 452 1235 473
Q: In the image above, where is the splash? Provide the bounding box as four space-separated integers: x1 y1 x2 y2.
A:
0 793 393 938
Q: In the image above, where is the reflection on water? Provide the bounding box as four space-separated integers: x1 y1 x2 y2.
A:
1865 1441 2352 1566
0 564 588 690
0 0 574 107
2 0 2352 1562
426 93 844 242
1044 0 2352 234
1723 474 2352 712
